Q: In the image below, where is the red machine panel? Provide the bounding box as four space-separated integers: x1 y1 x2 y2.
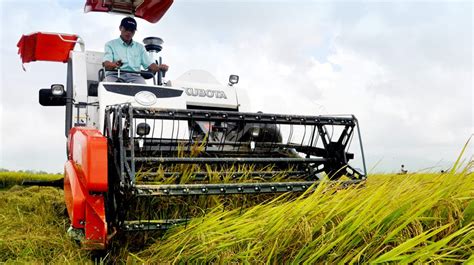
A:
84 0 173 23
17 32 78 64
83 194 107 249
65 127 108 248
68 127 108 192
64 161 86 228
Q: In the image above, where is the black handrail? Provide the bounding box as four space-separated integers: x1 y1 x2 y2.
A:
98 69 157 84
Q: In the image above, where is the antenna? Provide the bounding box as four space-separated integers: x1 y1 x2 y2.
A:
143 37 164 85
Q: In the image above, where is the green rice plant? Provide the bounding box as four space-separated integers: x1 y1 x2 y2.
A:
131 137 473 263
1 138 472 263
1 168 472 263
0 171 62 189
0 186 90 264
135 166 473 263
130 139 301 223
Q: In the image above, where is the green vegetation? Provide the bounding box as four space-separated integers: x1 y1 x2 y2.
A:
136 170 473 263
0 171 62 189
0 162 472 263
0 186 90 264
0 167 474 264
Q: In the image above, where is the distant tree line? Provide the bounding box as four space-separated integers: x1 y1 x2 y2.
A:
0 168 60 174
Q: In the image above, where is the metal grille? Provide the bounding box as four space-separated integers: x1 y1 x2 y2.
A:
103 104 367 232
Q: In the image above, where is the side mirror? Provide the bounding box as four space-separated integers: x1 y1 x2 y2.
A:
39 84 67 106
229 75 239 86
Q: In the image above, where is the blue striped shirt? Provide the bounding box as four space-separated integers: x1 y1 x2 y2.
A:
103 38 154 72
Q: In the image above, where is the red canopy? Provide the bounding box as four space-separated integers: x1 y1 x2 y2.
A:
84 0 173 23
17 32 78 64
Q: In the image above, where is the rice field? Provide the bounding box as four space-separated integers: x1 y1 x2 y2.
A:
136 171 473 264
0 171 62 189
0 158 472 263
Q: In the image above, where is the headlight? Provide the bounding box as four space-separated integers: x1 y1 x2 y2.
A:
229 75 239 85
137 123 151 136
251 127 260 138
51 84 65 96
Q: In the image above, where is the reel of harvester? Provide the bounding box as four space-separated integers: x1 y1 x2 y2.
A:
103 104 366 236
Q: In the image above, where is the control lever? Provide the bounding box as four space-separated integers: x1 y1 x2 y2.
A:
156 57 163 85
160 57 166 78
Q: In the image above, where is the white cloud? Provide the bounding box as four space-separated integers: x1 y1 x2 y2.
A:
0 1 472 173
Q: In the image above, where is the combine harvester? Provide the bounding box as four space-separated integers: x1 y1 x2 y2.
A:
17 0 366 249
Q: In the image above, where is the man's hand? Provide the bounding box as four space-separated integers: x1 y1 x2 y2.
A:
103 60 123 70
148 63 169 73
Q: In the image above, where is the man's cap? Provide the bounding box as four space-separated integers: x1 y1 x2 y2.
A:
120 17 137 31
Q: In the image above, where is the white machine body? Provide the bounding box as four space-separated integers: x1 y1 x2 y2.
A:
68 50 240 138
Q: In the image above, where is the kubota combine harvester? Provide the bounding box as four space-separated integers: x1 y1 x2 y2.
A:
17 0 366 249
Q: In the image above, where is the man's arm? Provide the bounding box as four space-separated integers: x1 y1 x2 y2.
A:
140 45 169 73
147 63 169 73
103 42 122 70
103 60 123 70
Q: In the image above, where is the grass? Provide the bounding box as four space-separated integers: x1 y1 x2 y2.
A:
0 186 90 264
0 171 62 190
0 152 472 263
0 169 472 263
135 169 473 264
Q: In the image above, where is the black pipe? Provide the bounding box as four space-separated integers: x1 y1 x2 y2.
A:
21 178 64 189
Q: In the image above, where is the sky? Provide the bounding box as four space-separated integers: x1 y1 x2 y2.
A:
0 0 472 173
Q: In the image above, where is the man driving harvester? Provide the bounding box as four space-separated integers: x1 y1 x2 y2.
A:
102 17 169 84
